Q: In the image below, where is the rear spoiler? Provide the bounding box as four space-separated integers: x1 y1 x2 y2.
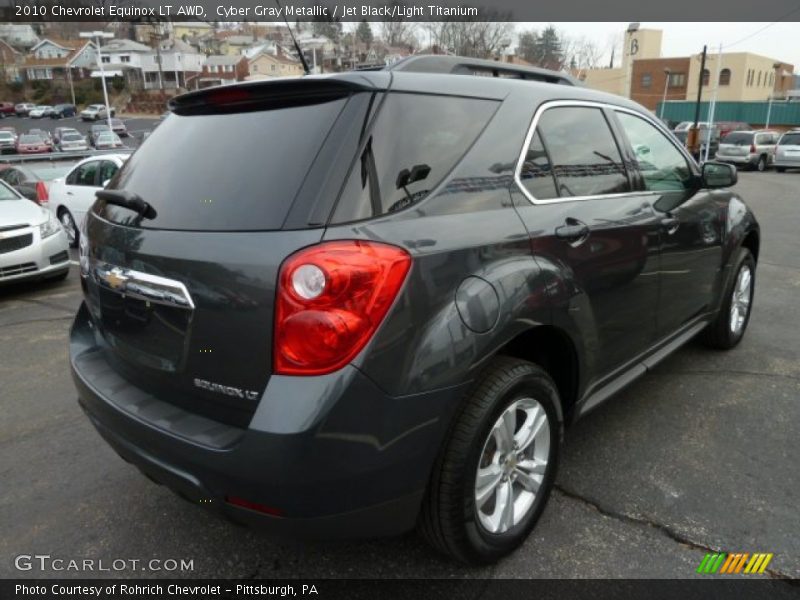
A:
169 75 389 115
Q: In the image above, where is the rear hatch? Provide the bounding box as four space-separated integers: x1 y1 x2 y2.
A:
776 132 800 161
81 78 380 427
718 131 753 156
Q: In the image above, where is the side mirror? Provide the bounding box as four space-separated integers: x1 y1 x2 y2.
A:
702 162 737 189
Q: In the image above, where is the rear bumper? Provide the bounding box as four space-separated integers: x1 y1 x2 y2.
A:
0 228 69 284
715 153 758 166
70 302 466 538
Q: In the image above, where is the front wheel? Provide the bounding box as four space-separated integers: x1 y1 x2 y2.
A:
419 357 560 564
702 247 755 349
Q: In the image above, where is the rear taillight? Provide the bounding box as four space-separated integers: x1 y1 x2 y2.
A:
35 181 48 203
750 143 756 153
274 241 411 376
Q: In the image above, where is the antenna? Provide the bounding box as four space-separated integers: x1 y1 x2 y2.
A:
275 0 310 75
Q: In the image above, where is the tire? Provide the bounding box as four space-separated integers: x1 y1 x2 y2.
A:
419 356 561 564
776 167 786 173
756 155 767 172
702 247 755 350
58 208 79 248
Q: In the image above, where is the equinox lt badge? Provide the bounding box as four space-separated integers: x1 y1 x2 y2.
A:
194 378 259 400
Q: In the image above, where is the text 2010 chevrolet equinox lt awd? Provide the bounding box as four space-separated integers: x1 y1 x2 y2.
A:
71 56 759 564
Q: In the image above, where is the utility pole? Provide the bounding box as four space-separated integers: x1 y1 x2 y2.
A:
765 62 781 128
80 31 114 134
703 44 723 164
688 45 707 157
149 26 166 92
659 67 671 120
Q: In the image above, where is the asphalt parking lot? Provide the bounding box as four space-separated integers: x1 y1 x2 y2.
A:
0 114 160 151
1 171 798 583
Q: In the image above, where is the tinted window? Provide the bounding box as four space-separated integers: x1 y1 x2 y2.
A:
519 132 558 200
98 160 119 184
332 93 497 222
616 112 694 192
72 161 99 186
779 133 800 146
723 132 753 145
107 96 349 231
536 107 630 198
2 170 19 185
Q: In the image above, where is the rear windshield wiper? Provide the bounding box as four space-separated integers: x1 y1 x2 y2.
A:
96 189 157 220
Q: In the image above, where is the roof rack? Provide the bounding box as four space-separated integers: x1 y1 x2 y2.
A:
385 55 578 86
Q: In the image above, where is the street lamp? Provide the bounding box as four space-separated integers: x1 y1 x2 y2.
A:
659 67 671 120
80 31 115 135
765 62 782 129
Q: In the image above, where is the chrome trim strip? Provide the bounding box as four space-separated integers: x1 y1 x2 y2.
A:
91 261 195 310
513 99 699 206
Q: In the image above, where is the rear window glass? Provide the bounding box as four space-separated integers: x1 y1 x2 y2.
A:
103 96 348 231
331 93 498 223
779 133 800 145
722 132 753 145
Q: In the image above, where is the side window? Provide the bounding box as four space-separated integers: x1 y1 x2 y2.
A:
3 170 19 185
332 93 498 223
519 131 558 200
74 161 100 187
98 161 119 185
536 106 630 198
616 112 693 192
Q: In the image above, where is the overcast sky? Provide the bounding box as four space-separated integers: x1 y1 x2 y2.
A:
525 22 800 68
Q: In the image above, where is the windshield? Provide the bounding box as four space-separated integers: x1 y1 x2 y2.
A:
62 133 83 142
0 182 21 201
19 135 41 143
28 165 71 180
722 132 753 145
0 132 13 140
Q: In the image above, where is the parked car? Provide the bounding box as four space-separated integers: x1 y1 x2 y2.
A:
0 102 15 117
14 102 36 117
28 105 53 119
88 123 110 146
48 154 128 247
56 131 89 153
28 128 53 147
672 125 721 160
715 130 780 171
69 57 759 565
0 164 72 204
773 130 800 172
15 133 51 154
109 118 128 137
93 132 124 150
0 179 69 284
0 130 16 154
53 126 78 145
50 103 77 119
80 103 116 121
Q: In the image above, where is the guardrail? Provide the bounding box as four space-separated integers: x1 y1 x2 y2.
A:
0 148 132 165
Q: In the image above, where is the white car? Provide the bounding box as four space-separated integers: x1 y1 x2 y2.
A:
48 154 129 247
0 180 69 285
80 104 115 121
28 105 52 119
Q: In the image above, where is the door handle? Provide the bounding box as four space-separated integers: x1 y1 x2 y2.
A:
661 216 680 235
66 191 73 196
555 218 590 247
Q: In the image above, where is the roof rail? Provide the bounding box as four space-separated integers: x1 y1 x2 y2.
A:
386 55 579 86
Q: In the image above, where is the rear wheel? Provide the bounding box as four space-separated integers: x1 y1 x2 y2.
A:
756 155 767 172
58 208 79 248
419 357 560 564
776 167 786 173
702 247 755 349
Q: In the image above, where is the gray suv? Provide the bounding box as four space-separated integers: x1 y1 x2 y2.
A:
70 56 759 564
716 129 780 171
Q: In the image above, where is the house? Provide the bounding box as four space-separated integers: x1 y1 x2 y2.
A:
138 39 203 91
172 22 214 43
22 38 96 82
0 24 39 50
190 55 249 88
94 38 153 90
247 51 303 80
0 39 22 83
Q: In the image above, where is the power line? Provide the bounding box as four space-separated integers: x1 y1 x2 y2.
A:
722 8 800 50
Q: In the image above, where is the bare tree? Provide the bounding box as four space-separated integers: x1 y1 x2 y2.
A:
421 18 513 59
379 20 417 49
562 34 604 73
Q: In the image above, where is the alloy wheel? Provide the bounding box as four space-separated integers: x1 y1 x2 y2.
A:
60 211 76 245
475 397 550 534
729 265 752 335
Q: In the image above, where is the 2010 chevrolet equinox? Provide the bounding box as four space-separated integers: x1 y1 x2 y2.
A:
71 56 759 564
